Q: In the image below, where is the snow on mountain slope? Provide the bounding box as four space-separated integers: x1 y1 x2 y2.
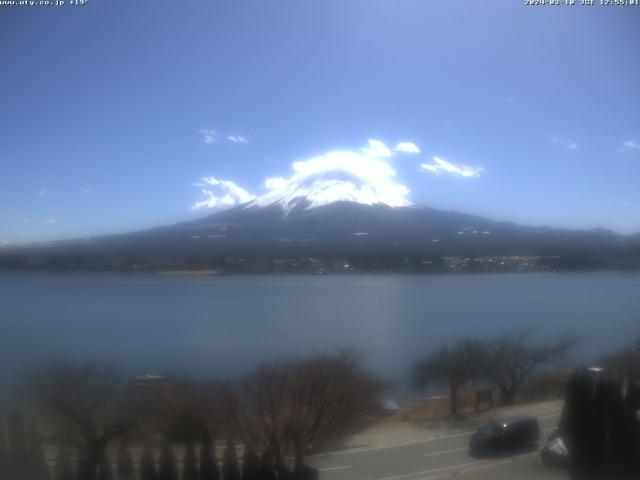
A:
245 151 414 212
247 176 415 212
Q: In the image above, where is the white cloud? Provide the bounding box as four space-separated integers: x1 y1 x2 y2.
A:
37 188 47 197
227 135 248 144
420 157 483 178
81 187 95 195
220 194 236 206
264 177 289 190
191 190 218 210
619 140 640 152
199 129 216 144
255 140 412 209
395 142 421 154
46 218 56 224
218 180 254 203
192 138 428 212
361 139 393 158
550 136 578 151
191 177 256 210
200 177 223 187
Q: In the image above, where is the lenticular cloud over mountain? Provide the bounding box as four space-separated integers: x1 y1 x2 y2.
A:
192 139 417 212
254 149 413 211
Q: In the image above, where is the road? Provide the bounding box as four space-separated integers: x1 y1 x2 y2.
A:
308 403 567 480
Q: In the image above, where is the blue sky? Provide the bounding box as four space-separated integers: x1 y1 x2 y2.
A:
1 0 639 243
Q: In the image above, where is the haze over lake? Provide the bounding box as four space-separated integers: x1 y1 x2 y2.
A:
2 272 639 392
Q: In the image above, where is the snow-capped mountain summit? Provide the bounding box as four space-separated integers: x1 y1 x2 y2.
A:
246 169 415 213
239 150 414 213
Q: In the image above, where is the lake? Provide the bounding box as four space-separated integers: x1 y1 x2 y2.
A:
1 272 639 393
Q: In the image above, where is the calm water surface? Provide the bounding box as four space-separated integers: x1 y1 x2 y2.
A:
1 272 639 391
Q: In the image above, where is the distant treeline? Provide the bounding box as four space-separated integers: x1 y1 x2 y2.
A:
2 251 639 274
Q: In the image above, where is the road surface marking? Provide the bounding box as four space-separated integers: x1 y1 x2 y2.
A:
318 465 352 472
376 459 498 480
316 430 474 457
423 447 467 457
453 459 514 476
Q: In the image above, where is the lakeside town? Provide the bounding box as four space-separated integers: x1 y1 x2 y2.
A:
2 253 640 275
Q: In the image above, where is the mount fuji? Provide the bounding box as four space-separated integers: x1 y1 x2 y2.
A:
7 168 639 265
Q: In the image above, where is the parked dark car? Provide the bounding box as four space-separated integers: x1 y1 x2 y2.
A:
469 415 540 454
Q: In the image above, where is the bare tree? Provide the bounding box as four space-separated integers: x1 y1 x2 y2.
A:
413 338 488 419
0 419 8 479
286 351 383 471
155 384 210 442
30 362 152 480
601 338 640 380
241 349 383 474
486 331 576 405
97 453 114 480
239 366 289 474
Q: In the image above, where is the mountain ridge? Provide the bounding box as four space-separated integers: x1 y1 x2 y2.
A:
3 200 638 262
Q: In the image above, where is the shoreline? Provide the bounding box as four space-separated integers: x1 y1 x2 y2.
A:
1 268 639 278
154 269 231 277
